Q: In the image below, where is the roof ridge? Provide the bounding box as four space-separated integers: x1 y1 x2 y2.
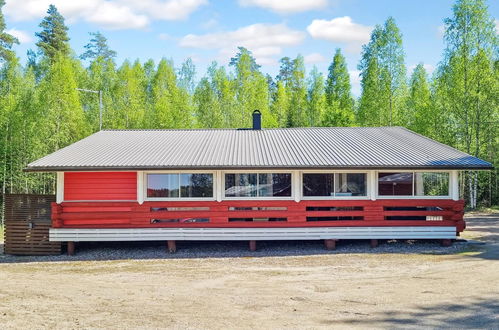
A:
100 126 398 132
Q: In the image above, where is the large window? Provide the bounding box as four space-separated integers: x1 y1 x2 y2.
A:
225 173 291 197
378 172 449 197
303 173 367 197
378 172 413 196
414 172 449 196
147 173 213 198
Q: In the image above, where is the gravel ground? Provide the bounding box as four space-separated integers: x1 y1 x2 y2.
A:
0 238 469 263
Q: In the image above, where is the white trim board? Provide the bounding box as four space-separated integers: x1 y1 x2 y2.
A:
49 226 457 241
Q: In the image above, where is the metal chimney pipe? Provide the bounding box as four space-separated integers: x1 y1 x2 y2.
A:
252 110 261 130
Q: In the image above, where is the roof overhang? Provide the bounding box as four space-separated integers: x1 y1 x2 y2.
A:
24 164 494 172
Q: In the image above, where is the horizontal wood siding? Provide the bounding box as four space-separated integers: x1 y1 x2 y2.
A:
64 172 137 201
51 199 465 234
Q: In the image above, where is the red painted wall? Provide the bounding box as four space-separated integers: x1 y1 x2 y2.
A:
64 172 137 201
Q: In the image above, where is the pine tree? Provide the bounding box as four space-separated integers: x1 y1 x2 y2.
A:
35 5 70 59
323 49 355 126
80 32 117 62
0 0 18 63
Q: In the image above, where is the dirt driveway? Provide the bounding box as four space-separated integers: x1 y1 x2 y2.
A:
0 213 498 329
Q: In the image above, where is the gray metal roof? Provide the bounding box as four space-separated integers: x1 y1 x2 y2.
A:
26 127 493 171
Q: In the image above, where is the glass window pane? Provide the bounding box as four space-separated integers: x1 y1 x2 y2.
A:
303 174 334 196
335 173 367 196
414 172 449 196
147 174 179 198
378 172 413 196
180 174 213 198
258 173 292 197
225 173 257 197
271 173 292 197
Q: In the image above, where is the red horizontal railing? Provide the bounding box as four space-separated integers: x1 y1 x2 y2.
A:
51 199 465 233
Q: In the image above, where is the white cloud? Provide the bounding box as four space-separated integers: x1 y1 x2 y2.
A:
4 0 206 30
118 0 207 21
180 23 305 66
304 53 326 64
86 2 149 30
6 28 33 44
307 16 372 53
239 0 328 14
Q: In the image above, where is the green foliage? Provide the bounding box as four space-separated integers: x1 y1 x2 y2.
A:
307 67 326 126
0 0 18 63
323 49 355 126
35 5 70 60
358 17 407 126
435 0 498 207
406 64 434 136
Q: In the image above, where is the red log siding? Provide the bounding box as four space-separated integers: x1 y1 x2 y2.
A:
64 172 137 201
51 199 465 234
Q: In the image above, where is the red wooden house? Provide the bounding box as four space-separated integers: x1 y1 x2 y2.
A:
26 111 492 253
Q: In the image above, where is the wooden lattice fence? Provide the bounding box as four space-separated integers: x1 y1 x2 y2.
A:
3 194 61 255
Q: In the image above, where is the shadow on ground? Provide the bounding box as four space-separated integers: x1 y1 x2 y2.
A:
324 296 499 328
0 238 469 264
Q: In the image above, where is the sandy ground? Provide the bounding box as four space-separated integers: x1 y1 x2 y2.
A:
0 213 498 329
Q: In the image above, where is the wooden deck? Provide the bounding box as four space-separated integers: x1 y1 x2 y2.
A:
51 199 465 234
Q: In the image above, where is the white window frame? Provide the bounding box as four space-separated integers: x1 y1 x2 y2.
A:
143 170 217 202
300 170 370 200
222 170 295 200
375 170 452 199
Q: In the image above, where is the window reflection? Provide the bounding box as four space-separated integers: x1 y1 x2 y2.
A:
147 173 213 198
225 173 291 197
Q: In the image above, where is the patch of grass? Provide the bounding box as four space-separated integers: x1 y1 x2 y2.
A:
0 223 3 243
469 205 499 214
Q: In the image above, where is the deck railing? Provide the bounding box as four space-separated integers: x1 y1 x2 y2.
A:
51 199 465 233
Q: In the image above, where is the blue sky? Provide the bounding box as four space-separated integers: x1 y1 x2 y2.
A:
3 0 498 95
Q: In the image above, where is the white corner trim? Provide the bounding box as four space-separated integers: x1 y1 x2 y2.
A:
450 170 459 201
56 172 64 204
137 171 144 204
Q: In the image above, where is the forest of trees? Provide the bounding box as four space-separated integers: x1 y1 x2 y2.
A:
0 0 497 218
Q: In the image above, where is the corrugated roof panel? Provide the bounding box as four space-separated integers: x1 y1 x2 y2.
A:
26 127 493 171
